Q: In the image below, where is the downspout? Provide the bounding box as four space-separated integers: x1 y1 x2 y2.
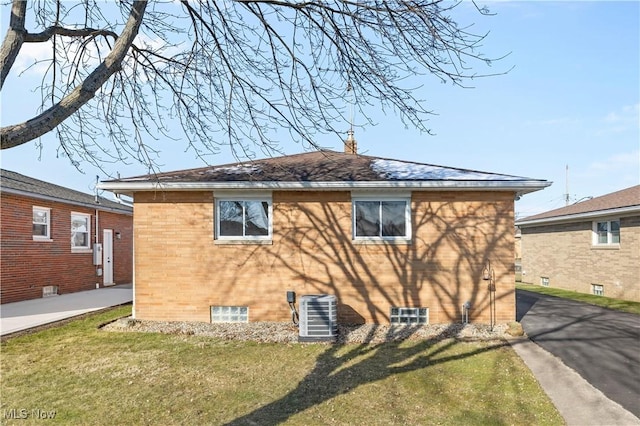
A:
95 209 99 245
95 208 100 289
95 175 101 288
95 176 100 246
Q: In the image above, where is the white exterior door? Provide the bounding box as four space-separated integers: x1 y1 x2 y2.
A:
103 229 114 285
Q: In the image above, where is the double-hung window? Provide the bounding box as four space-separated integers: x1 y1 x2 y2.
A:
215 195 272 242
353 195 411 241
593 219 620 246
71 212 91 250
33 206 51 240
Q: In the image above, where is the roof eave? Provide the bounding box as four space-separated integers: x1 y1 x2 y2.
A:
516 205 640 227
1 187 133 215
98 180 551 197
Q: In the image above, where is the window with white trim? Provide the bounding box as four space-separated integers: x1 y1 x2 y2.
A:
353 197 411 240
32 207 51 240
215 197 272 240
71 213 91 249
593 220 620 245
592 284 604 296
541 277 550 287
390 307 429 324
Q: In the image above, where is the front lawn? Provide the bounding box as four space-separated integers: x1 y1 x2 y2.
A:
517 282 640 315
1 306 563 425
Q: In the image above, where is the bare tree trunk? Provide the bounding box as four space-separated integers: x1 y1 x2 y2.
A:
0 1 147 149
0 0 27 89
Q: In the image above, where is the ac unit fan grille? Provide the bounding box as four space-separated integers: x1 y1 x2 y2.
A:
299 295 337 342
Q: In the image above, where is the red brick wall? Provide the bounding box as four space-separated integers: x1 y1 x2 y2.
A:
0 193 133 304
132 190 515 325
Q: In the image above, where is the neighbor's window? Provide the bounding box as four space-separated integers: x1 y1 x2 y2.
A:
353 198 411 240
541 277 550 287
32 207 51 240
593 220 620 246
71 213 91 249
211 306 249 323
592 284 604 296
390 307 429 324
216 198 272 240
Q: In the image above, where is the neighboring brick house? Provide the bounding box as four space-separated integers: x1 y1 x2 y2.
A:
1 170 133 304
99 149 549 326
516 185 640 302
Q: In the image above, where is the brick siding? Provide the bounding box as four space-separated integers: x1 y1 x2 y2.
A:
133 190 515 325
520 215 640 301
1 193 133 303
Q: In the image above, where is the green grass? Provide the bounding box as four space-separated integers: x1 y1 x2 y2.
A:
517 282 640 315
1 306 563 425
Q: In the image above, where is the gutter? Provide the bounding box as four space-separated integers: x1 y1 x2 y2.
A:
98 179 551 197
516 205 640 226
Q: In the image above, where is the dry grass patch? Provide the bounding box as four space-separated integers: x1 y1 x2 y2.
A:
1 306 563 425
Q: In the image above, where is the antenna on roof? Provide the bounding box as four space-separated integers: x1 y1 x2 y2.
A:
564 164 569 206
95 175 100 204
344 81 357 154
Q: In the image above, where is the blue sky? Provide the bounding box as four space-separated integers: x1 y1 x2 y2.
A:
1 1 638 219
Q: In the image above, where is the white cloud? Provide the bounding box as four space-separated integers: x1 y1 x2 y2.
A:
602 103 640 133
11 36 109 79
12 41 54 76
524 117 581 127
589 150 639 172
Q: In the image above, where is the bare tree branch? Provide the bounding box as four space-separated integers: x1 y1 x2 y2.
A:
0 0 507 170
24 26 119 43
1 1 148 150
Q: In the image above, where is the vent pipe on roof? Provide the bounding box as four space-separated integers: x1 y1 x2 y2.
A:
344 129 357 154
344 80 357 154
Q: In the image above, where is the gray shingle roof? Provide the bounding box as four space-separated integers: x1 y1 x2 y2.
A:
109 150 534 183
1 169 132 214
517 185 640 225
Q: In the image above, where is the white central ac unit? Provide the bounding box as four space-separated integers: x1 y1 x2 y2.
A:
299 294 338 342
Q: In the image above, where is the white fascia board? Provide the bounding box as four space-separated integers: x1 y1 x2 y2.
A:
516 205 640 227
98 180 551 196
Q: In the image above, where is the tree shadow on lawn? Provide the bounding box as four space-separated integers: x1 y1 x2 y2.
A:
225 324 507 425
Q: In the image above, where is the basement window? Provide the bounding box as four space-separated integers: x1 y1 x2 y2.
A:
541 277 550 287
592 284 604 296
390 307 428 324
211 306 249 323
42 286 59 297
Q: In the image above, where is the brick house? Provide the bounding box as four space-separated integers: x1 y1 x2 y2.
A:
516 185 640 302
1 170 133 304
99 149 549 325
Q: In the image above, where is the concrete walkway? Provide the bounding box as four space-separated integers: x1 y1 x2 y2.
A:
0 284 132 336
508 336 640 426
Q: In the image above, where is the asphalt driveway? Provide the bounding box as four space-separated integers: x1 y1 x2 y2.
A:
517 289 640 418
